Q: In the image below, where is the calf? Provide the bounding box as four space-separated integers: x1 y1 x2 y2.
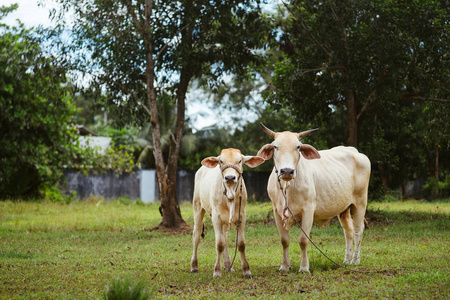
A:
190 148 264 278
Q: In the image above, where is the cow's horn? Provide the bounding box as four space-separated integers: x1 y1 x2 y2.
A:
260 123 276 137
298 128 319 138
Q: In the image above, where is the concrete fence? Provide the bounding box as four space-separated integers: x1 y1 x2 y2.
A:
63 169 272 203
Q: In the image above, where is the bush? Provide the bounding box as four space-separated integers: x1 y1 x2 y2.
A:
0 11 81 198
103 277 155 300
423 174 450 199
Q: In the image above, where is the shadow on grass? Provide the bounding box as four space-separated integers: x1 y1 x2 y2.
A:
0 251 34 260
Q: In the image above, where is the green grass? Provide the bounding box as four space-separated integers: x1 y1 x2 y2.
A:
0 198 449 299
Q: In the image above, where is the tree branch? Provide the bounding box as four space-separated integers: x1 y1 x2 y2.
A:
155 23 191 63
282 0 333 59
357 69 388 121
125 0 143 35
357 89 376 121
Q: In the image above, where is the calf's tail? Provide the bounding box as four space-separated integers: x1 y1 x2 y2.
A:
201 224 205 238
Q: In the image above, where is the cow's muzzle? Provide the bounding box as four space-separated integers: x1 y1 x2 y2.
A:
279 168 295 181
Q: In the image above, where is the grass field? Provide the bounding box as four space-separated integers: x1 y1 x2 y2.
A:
1 197 449 299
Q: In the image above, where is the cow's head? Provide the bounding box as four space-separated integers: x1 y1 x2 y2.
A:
257 123 320 181
202 148 265 199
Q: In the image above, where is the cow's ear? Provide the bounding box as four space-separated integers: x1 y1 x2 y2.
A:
257 144 274 160
300 144 321 159
243 155 265 168
201 156 220 168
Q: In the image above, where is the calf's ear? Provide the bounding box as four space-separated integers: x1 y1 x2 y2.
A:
243 155 265 168
201 156 220 168
300 144 321 159
257 144 274 160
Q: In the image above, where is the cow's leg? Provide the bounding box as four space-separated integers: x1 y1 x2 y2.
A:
338 207 354 264
274 206 290 272
237 213 252 278
351 203 366 265
212 212 226 278
298 211 314 273
222 223 233 272
190 203 205 273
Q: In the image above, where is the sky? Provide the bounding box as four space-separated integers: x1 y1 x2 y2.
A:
1 0 58 28
1 0 260 132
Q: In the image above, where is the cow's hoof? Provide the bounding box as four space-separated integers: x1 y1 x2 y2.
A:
213 272 222 279
279 265 291 272
350 258 360 265
191 269 198 273
298 266 310 274
245 274 253 279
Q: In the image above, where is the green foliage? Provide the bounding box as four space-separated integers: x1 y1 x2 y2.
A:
0 6 81 198
266 0 449 194
103 277 155 300
40 183 77 204
72 145 137 176
178 125 231 170
423 174 450 199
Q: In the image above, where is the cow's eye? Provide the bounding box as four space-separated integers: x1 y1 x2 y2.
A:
273 145 278 150
220 160 223 164
297 145 301 150
238 160 242 164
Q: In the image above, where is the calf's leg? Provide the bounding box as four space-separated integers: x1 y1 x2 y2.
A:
190 203 205 273
212 213 226 278
222 223 232 272
237 213 252 278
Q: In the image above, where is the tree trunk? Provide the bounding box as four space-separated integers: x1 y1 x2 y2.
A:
378 165 390 192
158 16 195 229
159 174 184 228
402 180 407 200
142 0 185 228
346 89 358 147
434 144 440 198
158 69 190 228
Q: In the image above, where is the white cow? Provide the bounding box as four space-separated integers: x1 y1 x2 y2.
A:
257 124 371 273
190 148 265 278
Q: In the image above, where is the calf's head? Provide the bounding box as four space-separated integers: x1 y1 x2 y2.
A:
202 148 265 199
257 123 321 181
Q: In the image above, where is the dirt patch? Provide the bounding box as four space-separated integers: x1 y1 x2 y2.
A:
145 222 192 235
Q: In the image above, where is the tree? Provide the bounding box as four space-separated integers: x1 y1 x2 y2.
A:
0 4 80 198
52 0 269 228
265 0 449 196
268 0 449 147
